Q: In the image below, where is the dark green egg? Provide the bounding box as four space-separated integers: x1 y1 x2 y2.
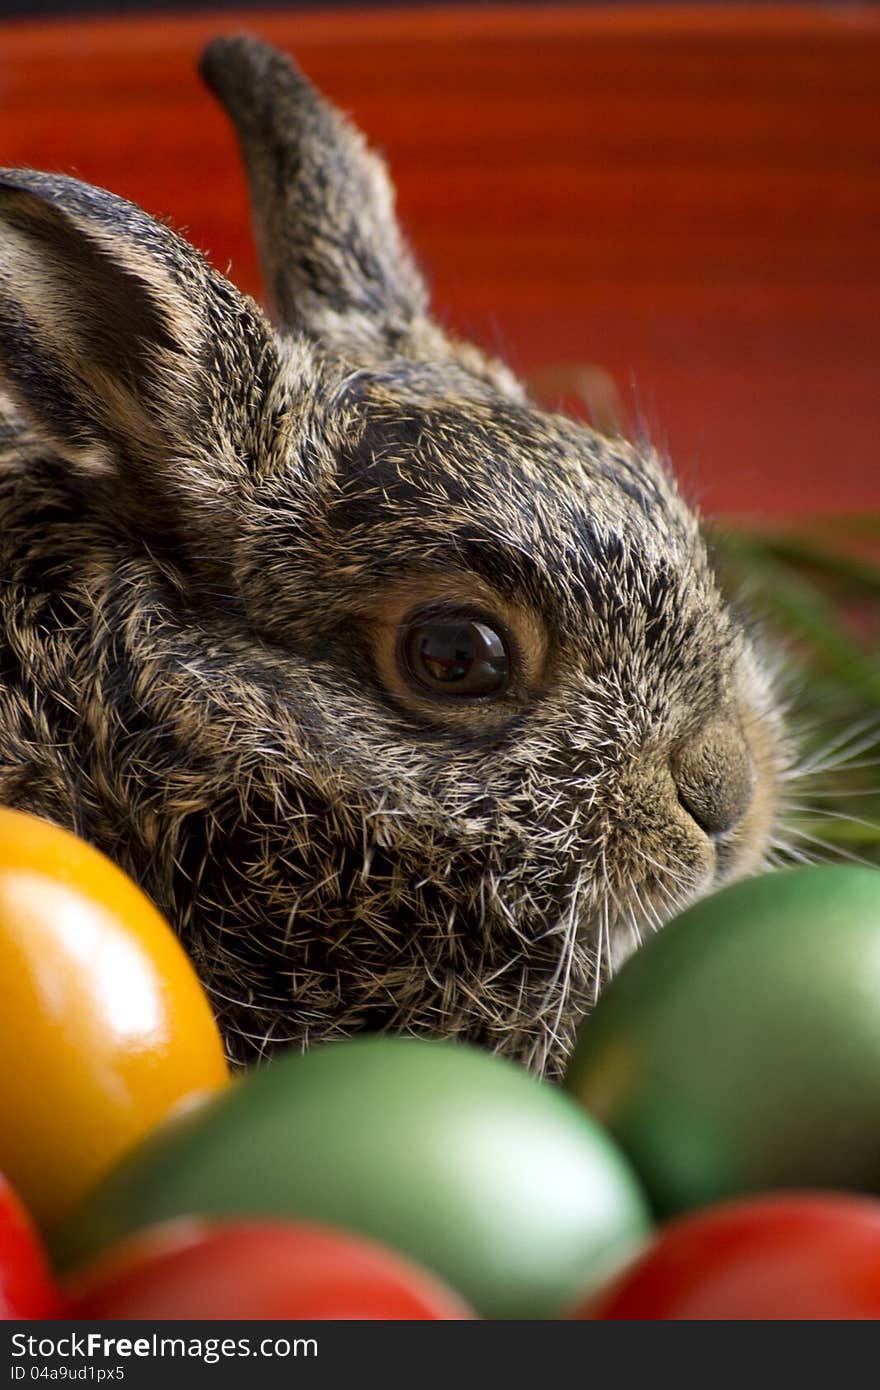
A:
565 865 880 1216
58 1036 650 1318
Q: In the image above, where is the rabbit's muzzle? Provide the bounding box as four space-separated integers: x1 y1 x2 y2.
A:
671 717 756 840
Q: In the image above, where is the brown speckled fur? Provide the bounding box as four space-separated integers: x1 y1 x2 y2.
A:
0 36 787 1074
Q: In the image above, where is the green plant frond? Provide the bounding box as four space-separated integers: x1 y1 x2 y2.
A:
707 515 880 867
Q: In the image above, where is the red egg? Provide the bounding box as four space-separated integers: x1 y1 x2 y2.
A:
66 1219 473 1320
0 1173 66 1319
575 1193 880 1320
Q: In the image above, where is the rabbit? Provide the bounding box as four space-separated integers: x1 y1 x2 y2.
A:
0 34 787 1076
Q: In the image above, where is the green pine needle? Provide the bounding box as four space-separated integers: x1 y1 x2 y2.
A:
708 516 880 867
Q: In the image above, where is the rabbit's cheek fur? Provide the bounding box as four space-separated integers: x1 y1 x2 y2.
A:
0 35 788 1077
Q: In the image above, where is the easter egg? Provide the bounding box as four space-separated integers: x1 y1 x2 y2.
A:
576 1194 880 1320
565 865 880 1215
58 1037 650 1318
0 807 229 1232
0 1172 67 1318
66 1219 473 1320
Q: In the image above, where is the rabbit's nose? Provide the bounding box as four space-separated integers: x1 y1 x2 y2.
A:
671 718 755 837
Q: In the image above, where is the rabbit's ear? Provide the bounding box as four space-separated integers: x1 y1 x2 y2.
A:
0 170 277 501
0 172 206 468
200 34 430 358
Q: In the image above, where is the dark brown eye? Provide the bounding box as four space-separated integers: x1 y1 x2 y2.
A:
400 616 510 698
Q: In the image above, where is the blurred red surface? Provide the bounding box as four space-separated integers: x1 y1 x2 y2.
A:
1 4 877 520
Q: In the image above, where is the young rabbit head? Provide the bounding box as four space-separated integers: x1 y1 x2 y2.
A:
0 35 786 1073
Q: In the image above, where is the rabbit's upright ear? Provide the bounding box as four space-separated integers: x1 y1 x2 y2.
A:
200 34 427 360
0 170 276 506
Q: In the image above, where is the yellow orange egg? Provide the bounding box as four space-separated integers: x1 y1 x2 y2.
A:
0 807 229 1233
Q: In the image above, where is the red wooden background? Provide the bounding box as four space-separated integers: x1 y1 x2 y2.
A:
0 4 878 520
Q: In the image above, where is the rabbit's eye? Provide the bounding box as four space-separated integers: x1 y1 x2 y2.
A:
401 618 510 698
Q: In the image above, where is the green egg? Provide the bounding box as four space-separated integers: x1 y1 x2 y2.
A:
57 1036 649 1318
565 865 880 1217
